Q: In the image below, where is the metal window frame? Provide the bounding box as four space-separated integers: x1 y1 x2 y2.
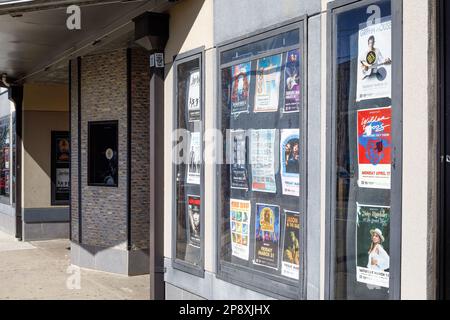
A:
171 46 206 278
86 120 119 188
215 16 308 300
325 0 403 300
0 114 11 204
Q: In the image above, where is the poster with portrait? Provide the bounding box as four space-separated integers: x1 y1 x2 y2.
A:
56 136 70 163
186 132 201 185
356 19 392 102
357 107 391 190
254 203 280 270
3 147 9 170
254 54 282 113
51 131 70 204
230 130 249 190
281 210 300 280
187 195 201 248
250 129 277 193
187 69 201 122
231 62 252 116
280 129 300 196
356 203 390 289
56 168 70 194
284 49 301 113
230 199 251 261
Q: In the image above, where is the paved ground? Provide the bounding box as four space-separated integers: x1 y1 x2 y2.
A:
0 231 150 300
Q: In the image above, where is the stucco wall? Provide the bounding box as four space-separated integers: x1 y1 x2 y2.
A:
22 83 69 210
213 0 321 44
22 110 69 209
401 0 432 300
164 0 214 266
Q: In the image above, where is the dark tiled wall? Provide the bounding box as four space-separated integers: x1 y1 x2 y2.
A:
81 49 128 248
70 59 79 243
130 48 150 250
70 48 151 250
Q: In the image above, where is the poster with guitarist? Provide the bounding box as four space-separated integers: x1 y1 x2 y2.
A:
356 19 392 102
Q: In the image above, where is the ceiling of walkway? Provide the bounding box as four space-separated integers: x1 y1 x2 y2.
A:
0 0 175 84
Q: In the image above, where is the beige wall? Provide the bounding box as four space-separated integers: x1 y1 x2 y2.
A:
401 0 433 300
22 83 69 209
163 0 214 271
23 83 68 112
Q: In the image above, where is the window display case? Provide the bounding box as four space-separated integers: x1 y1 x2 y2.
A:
216 20 306 299
172 48 205 276
326 0 403 300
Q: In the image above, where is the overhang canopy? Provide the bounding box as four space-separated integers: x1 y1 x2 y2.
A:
0 0 176 84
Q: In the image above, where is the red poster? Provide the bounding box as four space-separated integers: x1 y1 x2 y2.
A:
357 107 392 190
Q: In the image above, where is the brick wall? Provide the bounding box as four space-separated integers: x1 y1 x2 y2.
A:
70 48 150 251
70 59 79 242
130 48 150 250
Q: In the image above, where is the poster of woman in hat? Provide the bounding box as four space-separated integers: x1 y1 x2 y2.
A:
356 203 390 289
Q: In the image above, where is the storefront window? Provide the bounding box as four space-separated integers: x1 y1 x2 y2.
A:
217 22 304 299
88 121 118 187
329 0 401 300
172 50 204 275
0 116 10 202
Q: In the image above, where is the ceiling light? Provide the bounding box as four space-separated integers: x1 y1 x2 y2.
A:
0 0 33 6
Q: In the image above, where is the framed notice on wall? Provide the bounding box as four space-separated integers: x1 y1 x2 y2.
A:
51 131 70 205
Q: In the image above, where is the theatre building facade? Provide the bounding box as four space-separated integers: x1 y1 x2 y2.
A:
0 0 446 300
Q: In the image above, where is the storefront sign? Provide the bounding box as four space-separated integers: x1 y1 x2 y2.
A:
254 203 280 270
187 131 201 185
230 130 249 190
356 203 390 289
187 69 201 122
281 210 300 280
357 107 391 190
187 195 201 248
254 54 282 113
280 129 300 196
356 19 392 101
250 129 276 193
284 49 301 113
230 199 251 261
231 62 252 116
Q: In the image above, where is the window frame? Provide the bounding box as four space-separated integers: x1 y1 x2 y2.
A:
87 120 119 188
171 46 206 278
215 17 308 300
325 0 403 300
0 114 11 205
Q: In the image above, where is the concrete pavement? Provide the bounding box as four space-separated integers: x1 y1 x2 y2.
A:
0 231 150 300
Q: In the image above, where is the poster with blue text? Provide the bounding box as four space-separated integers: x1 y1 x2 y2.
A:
231 62 252 116
254 54 282 113
253 203 280 270
250 129 277 193
280 129 300 196
284 49 301 113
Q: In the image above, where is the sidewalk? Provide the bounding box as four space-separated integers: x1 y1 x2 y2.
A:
0 231 150 300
